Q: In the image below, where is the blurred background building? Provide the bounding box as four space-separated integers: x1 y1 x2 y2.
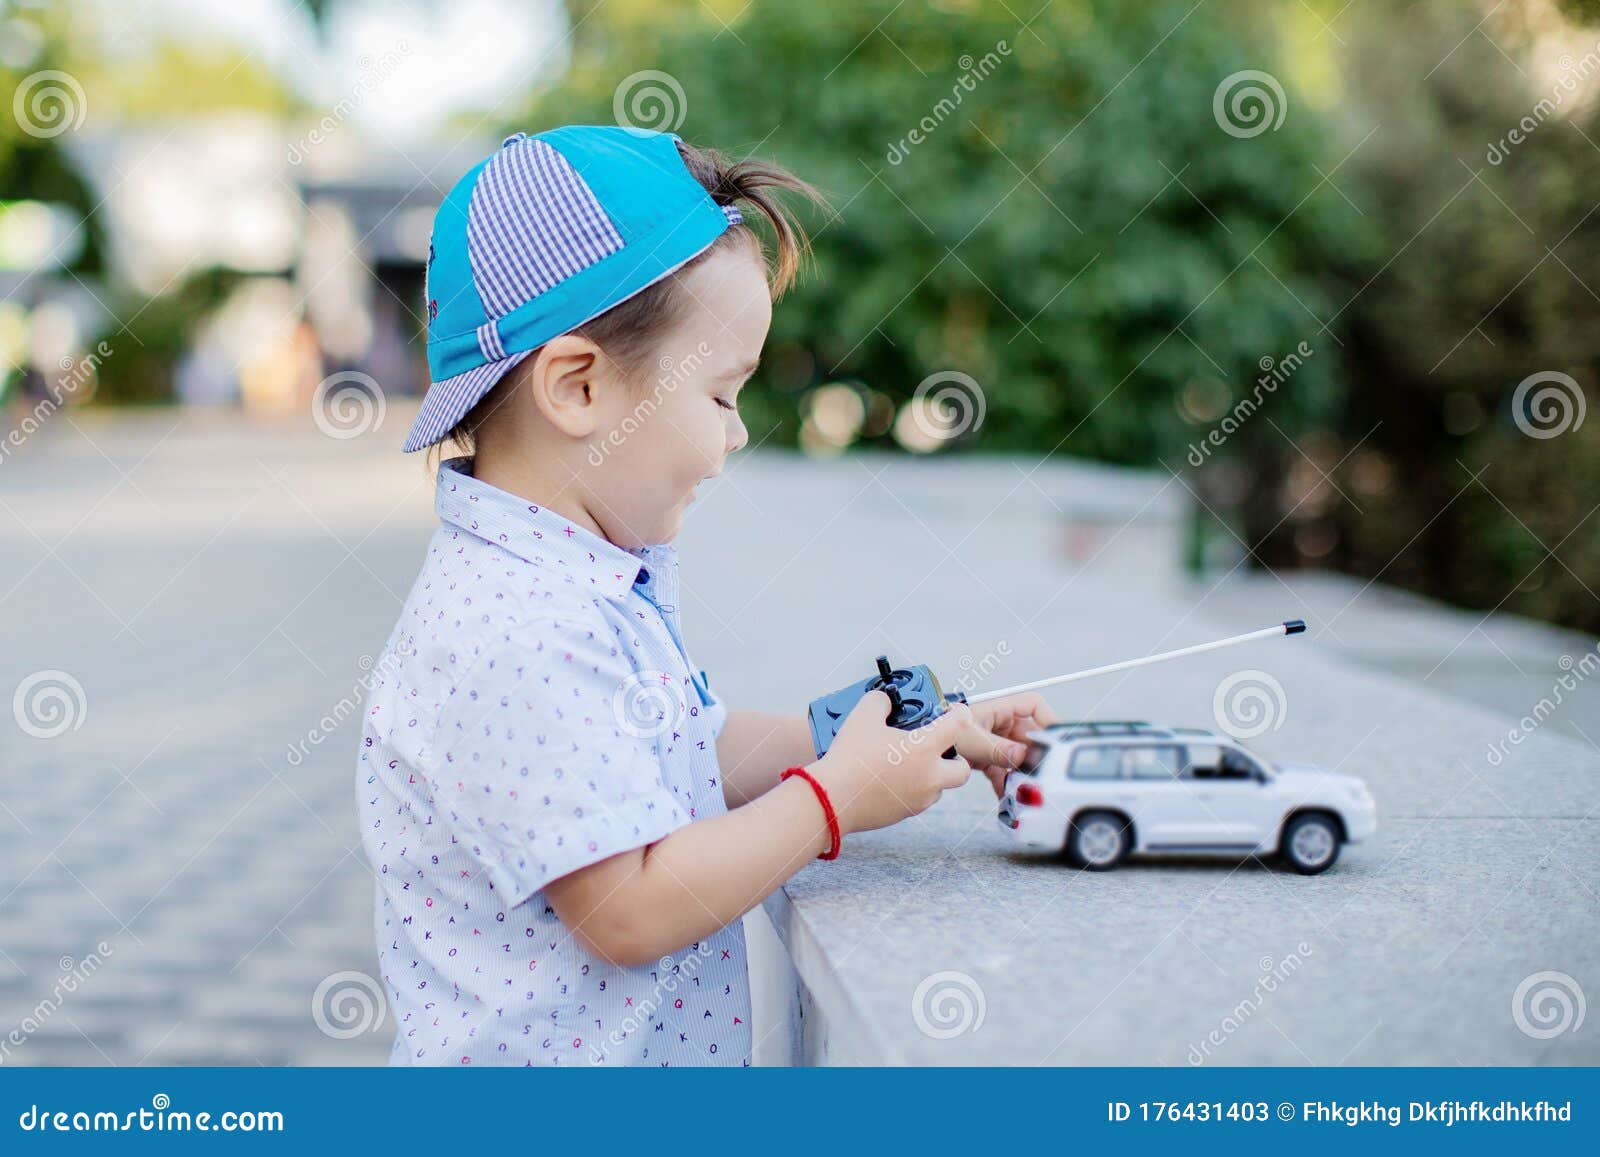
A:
3 0 1599 626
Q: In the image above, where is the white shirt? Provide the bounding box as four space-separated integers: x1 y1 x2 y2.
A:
357 456 751 1066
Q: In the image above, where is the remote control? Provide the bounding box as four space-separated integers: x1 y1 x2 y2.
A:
806 655 966 760
806 621 1305 759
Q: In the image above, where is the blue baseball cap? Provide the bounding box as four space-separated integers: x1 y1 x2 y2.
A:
403 124 745 453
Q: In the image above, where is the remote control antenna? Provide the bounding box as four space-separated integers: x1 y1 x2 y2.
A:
967 620 1305 704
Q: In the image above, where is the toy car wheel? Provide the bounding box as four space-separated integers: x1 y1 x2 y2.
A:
1281 814 1340 874
1066 811 1130 870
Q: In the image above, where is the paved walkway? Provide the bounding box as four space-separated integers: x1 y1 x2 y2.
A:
0 405 1593 1065
745 455 1600 1065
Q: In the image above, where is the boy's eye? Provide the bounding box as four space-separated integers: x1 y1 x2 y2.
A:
714 396 738 411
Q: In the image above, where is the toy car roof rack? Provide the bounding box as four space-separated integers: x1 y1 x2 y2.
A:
1042 720 1172 738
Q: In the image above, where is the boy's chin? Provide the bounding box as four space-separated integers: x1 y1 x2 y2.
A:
661 489 703 533
624 501 689 548
657 501 689 541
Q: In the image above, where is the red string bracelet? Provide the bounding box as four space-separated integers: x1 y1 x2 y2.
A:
781 766 841 860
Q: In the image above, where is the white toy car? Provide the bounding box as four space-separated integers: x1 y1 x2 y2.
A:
997 721 1376 874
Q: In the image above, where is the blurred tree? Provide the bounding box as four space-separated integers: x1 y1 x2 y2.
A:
1 9 105 405
522 0 1361 469
1326 0 1600 631
70 38 297 123
0 16 104 274
2 3 297 407
91 266 245 405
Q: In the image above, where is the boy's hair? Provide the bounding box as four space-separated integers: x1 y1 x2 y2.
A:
428 139 826 466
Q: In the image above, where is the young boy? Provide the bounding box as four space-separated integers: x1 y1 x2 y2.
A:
357 125 1054 1066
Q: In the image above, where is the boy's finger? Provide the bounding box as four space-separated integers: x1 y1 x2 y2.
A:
1028 694 1060 727
918 701 974 746
955 719 1028 770
937 753 972 789
1004 692 1054 734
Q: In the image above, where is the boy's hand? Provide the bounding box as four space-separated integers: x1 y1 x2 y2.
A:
960 691 1058 798
811 690 984 835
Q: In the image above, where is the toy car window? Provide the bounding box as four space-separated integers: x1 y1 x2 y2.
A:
1122 744 1183 780
1069 744 1121 779
1018 741 1049 776
1220 747 1263 779
1182 744 1224 779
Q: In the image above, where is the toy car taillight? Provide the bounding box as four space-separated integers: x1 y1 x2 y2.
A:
1016 782 1044 807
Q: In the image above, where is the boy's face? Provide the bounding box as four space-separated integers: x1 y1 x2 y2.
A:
589 243 769 547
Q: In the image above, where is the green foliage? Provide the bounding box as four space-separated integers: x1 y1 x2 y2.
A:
1326 0 1600 631
90 267 246 405
1 26 105 275
71 38 299 124
526 0 1600 632
22 0 1597 632
524 0 1362 465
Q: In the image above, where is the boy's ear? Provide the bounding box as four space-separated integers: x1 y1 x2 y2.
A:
524 335 608 438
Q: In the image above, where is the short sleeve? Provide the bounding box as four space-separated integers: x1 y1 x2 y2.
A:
426 618 692 907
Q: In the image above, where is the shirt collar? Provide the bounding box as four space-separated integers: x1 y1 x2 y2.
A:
434 455 676 602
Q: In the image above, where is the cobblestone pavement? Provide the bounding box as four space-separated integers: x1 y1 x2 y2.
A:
1 405 1593 1065
1 409 434 1065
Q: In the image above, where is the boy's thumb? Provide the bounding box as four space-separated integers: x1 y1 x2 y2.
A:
855 688 892 720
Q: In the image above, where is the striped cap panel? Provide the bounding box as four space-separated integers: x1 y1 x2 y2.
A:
466 138 626 319
476 320 505 361
400 351 532 453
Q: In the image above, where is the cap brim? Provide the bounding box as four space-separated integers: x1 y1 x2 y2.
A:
401 350 533 453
